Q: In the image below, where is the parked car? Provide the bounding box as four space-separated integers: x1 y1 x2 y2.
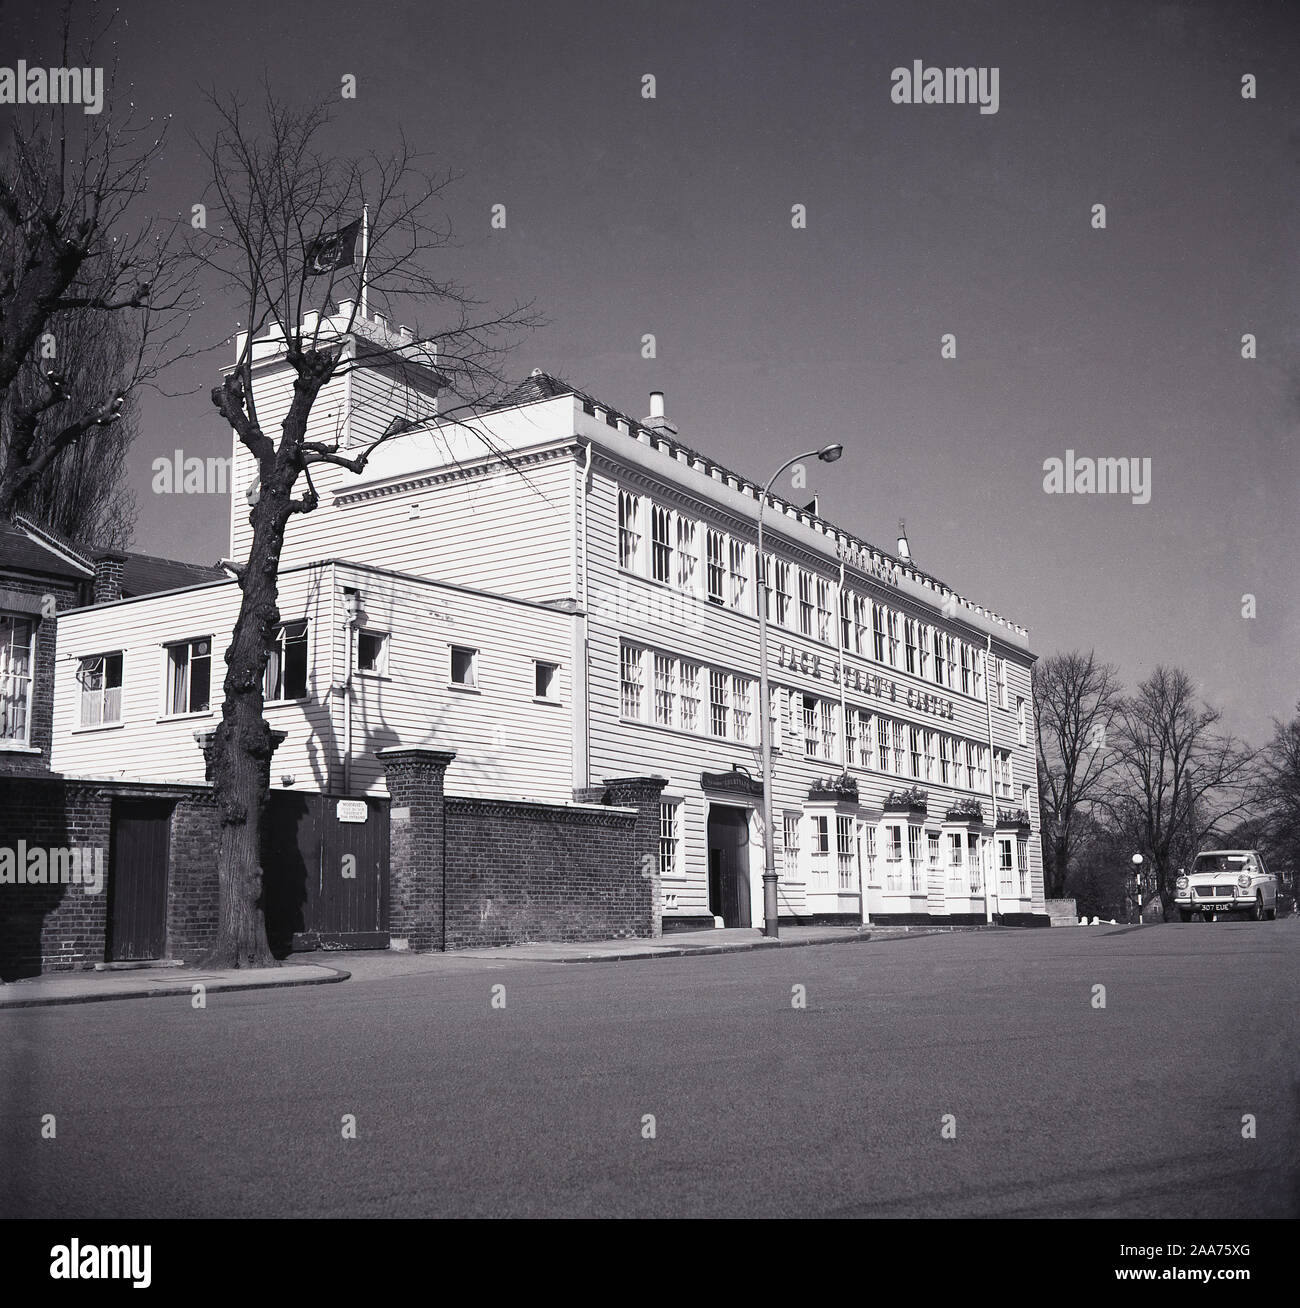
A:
1174 850 1277 921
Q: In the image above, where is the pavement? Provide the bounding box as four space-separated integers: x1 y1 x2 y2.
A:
0 921 992 1006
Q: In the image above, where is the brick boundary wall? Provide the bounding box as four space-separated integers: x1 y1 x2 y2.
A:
380 748 665 951
0 775 220 978
0 777 110 977
443 797 642 949
4 754 670 975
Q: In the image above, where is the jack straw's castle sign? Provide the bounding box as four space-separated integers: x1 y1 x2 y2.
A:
836 540 902 586
776 643 955 720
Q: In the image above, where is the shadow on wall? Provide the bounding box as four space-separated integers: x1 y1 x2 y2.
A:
0 781 79 980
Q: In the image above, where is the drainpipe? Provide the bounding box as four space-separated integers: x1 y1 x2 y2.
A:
342 585 358 794
329 562 339 791
984 633 999 924
837 557 847 770
581 441 593 788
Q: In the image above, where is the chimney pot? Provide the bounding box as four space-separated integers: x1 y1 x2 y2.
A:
643 390 677 436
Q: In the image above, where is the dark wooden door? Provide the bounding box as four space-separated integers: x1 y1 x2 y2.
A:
107 800 171 961
707 805 751 928
263 793 388 952
319 799 387 943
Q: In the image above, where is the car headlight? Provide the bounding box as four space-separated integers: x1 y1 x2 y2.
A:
1236 873 1251 889
1176 875 1189 890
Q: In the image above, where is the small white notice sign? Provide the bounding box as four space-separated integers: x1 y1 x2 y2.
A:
336 799 368 824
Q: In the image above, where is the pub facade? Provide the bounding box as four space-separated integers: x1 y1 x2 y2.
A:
46 304 1045 934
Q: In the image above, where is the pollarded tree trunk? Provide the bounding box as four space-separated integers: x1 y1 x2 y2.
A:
202 364 329 968
202 489 293 968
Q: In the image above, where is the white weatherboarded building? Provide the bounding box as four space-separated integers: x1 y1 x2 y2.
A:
50 304 1045 930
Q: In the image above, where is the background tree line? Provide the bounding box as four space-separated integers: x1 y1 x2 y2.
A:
1035 651 1298 920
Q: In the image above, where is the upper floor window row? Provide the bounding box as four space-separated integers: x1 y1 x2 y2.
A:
70 624 560 729
621 642 756 745
617 488 1016 709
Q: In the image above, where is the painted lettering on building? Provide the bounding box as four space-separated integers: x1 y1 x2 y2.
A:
836 540 902 587
776 644 954 720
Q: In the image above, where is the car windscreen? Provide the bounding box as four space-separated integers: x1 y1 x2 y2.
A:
1194 855 1248 872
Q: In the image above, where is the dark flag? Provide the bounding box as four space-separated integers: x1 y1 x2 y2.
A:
304 218 362 275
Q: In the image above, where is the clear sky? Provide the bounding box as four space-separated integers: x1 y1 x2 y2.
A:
10 0 1298 744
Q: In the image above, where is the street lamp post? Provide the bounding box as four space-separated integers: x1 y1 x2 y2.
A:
1131 853 1144 925
757 443 844 938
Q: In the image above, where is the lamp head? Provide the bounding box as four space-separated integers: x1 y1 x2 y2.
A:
818 443 843 464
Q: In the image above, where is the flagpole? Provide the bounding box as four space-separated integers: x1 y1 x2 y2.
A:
360 204 369 319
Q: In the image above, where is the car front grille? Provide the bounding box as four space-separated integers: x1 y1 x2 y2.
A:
1193 885 1234 898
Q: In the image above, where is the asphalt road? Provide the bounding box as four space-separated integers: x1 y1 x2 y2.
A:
1 922 1296 1218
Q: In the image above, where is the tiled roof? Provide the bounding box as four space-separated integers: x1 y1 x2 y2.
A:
490 370 588 410
121 552 226 596
0 519 91 581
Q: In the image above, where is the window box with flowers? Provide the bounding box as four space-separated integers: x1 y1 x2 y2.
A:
883 785 929 817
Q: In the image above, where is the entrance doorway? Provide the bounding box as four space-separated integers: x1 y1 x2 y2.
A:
706 804 751 927
107 799 172 961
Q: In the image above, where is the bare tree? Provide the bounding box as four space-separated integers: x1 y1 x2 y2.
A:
0 3 196 524
195 92 539 966
1033 650 1122 899
1 308 140 545
1256 703 1300 888
1105 666 1255 912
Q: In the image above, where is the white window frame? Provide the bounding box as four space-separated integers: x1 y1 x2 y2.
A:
948 831 964 890
679 661 701 732
265 619 309 702
653 653 676 726
706 529 726 605
357 628 389 676
0 613 37 744
836 815 856 889
534 659 561 701
658 801 681 879
77 651 123 728
884 821 905 891
908 823 924 892
650 504 674 584
775 560 792 627
709 668 730 738
676 516 698 594
618 489 642 572
620 644 645 719
732 674 753 743
798 569 814 636
164 635 213 717
449 644 479 690
728 537 750 613
782 811 801 878
816 577 832 643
